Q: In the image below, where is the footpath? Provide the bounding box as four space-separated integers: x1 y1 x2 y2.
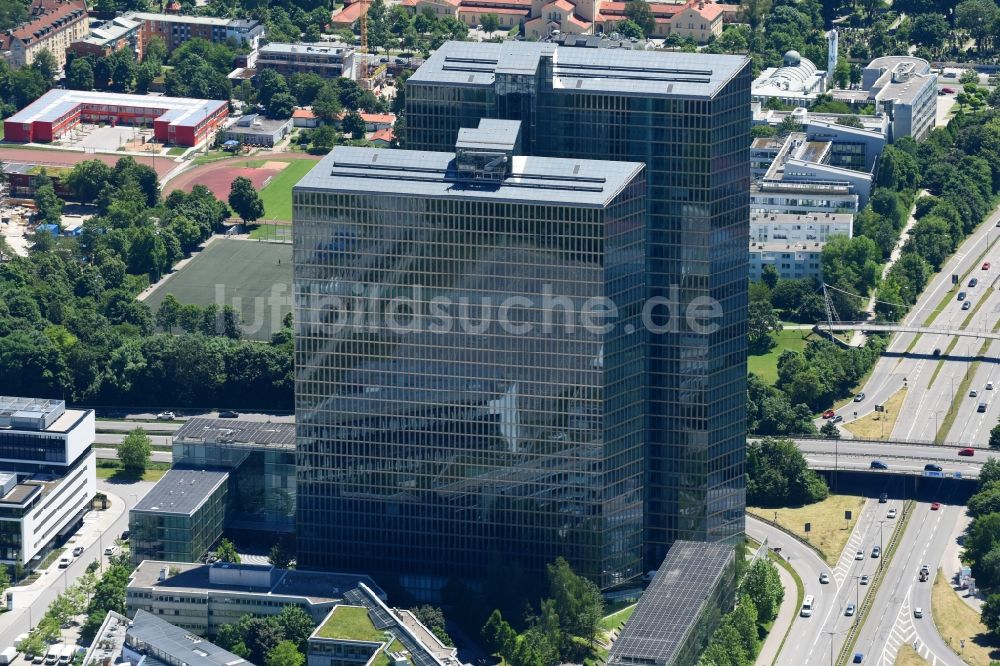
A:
755 560 796 666
0 488 126 634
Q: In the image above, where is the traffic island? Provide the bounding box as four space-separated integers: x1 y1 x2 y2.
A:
931 568 1000 665
747 495 865 566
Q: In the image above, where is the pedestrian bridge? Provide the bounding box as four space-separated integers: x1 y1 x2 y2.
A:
815 321 1000 342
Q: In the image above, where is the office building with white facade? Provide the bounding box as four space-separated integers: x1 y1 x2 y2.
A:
749 241 825 280
750 211 853 243
0 396 96 570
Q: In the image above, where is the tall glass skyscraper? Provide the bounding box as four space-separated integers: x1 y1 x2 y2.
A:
404 42 751 569
293 121 649 588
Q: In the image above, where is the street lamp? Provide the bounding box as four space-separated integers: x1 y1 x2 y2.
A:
853 575 862 626
824 630 839 666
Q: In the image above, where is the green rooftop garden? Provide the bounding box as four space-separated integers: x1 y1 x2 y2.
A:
317 605 386 643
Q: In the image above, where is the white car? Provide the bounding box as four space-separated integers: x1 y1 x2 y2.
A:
58 557 71 569
819 572 830 584
860 574 870 585
855 550 864 560
156 411 175 421
914 607 923 618
887 508 897 518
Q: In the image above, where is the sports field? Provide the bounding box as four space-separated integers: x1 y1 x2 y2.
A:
260 158 317 221
144 239 292 341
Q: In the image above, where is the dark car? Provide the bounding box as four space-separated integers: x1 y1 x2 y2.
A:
924 463 943 472
879 492 889 503
970 278 979 287
933 348 942 357
121 530 130 541
219 410 240 418
871 461 888 470
959 448 975 456
963 301 972 310
958 291 967 301
853 653 864 664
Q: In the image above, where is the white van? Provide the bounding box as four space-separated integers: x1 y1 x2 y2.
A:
104 545 118 556
800 595 815 617
44 645 60 665
58 645 75 664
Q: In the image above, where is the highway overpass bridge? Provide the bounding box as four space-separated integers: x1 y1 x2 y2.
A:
815 321 1000 342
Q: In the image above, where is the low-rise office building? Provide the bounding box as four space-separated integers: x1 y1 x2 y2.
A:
0 396 96 571
126 12 264 52
126 560 384 635
751 181 858 216
751 103 890 138
256 41 355 78
129 468 228 565
606 541 736 666
308 583 459 666
221 114 291 147
84 610 249 666
752 50 828 108
829 56 937 141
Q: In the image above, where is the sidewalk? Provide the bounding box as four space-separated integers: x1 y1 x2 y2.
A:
1 489 126 623
942 509 983 612
755 560 796 666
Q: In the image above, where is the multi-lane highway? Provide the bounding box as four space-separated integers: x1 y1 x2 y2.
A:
850 491 965 666
839 204 1000 446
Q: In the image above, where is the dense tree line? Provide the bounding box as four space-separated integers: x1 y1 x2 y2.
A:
481 558 604 666
0 157 294 410
965 460 1000 637
698 557 784 666
0 50 56 117
747 437 829 507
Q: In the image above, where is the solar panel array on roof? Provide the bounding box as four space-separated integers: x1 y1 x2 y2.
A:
608 541 735 666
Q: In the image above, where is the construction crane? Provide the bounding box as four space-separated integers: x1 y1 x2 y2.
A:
357 0 371 87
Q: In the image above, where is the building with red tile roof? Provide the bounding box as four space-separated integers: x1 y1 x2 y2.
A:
330 1 364 28
369 127 394 146
1 0 88 71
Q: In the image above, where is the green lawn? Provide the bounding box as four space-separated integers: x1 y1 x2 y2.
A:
316 605 385 642
260 159 316 221
599 605 636 632
748 329 813 384
167 146 186 156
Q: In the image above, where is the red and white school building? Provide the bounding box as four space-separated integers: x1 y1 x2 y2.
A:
3 89 229 147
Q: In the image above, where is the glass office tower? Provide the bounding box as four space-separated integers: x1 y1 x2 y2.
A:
405 42 751 569
293 122 648 589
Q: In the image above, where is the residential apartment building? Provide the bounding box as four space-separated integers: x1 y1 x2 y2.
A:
126 560 384 634
256 41 355 78
126 12 263 53
750 211 853 243
749 241 824 280
0 396 96 570
68 14 141 59
295 41 750 592
0 0 88 71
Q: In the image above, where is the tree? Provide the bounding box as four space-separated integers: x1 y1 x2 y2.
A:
747 437 829 507
228 176 265 224
216 537 241 563
144 35 168 66
66 160 113 201
136 61 159 94
729 595 758 657
266 641 304 666
834 57 851 89
68 57 94 90
623 0 655 36
986 424 1000 451
119 427 152 473
480 13 501 32
411 605 453 646
615 19 644 39
312 83 343 123
267 92 296 119
31 48 57 82
909 13 949 53
34 180 63 227
820 421 840 439
342 109 366 139
956 0 999 53
157 295 182 333
547 557 603 644
748 300 781 354
276 606 315 652
482 610 516 659
970 485 1000 518
268 541 293 569
742 559 783 624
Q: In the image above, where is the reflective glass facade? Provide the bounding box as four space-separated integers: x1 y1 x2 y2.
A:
293 151 647 588
404 42 751 569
